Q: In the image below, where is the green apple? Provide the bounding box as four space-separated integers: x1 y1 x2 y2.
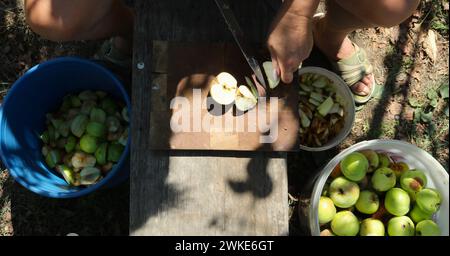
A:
331 211 360 236
416 188 441 214
388 216 415 236
359 150 379 173
389 162 409 179
371 167 396 192
410 204 432 223
340 152 368 182
329 177 360 208
378 153 391 168
385 188 411 216
360 218 385 236
415 220 441 236
318 196 336 225
79 134 98 154
356 190 379 214
400 169 427 194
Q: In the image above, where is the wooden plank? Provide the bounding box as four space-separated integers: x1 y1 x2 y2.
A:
131 151 288 236
131 0 288 236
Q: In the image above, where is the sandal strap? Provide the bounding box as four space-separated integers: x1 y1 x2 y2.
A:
332 43 373 86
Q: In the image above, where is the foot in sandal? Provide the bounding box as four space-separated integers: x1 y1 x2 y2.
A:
313 13 375 104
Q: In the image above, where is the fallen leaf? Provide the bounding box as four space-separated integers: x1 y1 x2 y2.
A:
414 108 422 123
421 111 433 123
430 98 438 108
422 30 437 62
408 97 423 108
427 89 439 100
439 84 449 99
445 105 449 117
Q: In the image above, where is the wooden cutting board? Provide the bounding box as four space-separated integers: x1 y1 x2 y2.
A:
149 41 300 151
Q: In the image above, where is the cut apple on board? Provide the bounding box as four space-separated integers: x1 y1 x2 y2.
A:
262 61 280 89
210 72 238 105
209 72 259 112
235 85 258 112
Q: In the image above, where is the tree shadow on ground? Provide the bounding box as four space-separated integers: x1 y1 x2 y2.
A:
364 19 416 141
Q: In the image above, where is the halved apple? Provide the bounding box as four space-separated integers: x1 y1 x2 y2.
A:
210 72 238 105
235 85 258 112
262 61 281 89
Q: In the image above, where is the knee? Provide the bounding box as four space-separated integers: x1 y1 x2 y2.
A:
25 0 87 42
363 0 420 27
335 0 420 28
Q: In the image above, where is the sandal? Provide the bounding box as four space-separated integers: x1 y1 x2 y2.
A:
332 42 376 104
313 13 376 105
94 38 132 69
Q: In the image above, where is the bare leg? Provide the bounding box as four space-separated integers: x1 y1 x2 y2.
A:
314 0 420 96
25 0 133 54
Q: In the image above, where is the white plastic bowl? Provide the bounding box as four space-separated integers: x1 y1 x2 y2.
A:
297 67 355 151
307 139 449 236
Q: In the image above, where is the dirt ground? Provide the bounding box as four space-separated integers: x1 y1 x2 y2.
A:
1 0 449 236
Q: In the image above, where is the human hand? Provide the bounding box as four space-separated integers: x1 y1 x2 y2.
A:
267 11 313 84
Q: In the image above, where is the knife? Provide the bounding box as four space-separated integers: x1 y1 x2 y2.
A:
214 0 268 95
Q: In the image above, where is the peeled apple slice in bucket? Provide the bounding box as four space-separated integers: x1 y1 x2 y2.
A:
79 167 102 185
90 108 106 123
108 143 125 163
57 164 80 186
210 72 238 105
95 142 108 165
70 114 89 138
71 152 96 169
86 121 107 138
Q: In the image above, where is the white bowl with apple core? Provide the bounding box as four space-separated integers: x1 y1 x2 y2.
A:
307 139 449 236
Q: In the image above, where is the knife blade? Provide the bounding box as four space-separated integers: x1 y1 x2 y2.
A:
214 0 268 94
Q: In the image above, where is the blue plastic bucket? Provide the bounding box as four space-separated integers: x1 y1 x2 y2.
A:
0 57 130 198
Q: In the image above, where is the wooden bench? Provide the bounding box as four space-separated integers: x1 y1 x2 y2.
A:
130 0 289 235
